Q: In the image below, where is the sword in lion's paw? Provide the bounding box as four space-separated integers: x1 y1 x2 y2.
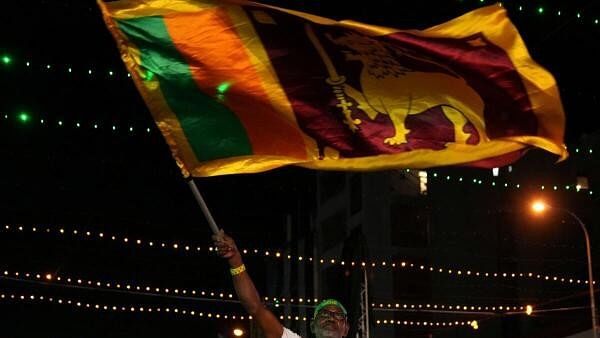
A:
305 23 362 132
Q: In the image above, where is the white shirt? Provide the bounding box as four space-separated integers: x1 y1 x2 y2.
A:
282 327 302 338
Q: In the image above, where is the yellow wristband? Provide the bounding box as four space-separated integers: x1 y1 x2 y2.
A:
230 264 246 276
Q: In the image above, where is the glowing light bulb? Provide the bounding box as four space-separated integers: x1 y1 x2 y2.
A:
18 112 31 123
1 54 12 65
526 305 533 315
531 201 546 213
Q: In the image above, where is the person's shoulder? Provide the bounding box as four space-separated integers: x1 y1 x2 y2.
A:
281 327 302 338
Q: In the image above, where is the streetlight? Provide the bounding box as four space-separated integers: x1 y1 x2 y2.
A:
531 200 598 338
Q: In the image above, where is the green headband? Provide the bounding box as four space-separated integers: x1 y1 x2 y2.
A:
313 299 348 319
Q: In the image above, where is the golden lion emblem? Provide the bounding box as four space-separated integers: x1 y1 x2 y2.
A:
328 32 486 145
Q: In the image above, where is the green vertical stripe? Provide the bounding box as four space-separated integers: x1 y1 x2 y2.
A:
116 16 252 161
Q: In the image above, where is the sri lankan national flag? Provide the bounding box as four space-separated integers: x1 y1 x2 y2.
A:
99 0 567 177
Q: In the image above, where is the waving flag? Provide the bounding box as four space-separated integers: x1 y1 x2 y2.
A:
99 0 567 177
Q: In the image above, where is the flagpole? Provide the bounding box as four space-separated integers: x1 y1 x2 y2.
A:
187 179 220 234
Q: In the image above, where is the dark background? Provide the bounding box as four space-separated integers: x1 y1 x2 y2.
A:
1 0 599 337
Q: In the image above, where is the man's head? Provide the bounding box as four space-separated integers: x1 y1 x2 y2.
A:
310 299 349 338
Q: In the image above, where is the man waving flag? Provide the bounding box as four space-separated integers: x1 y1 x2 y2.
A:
99 0 567 177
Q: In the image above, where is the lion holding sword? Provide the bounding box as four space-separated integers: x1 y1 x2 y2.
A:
326 31 487 146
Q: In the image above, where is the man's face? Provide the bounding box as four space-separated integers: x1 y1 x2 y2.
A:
311 305 349 338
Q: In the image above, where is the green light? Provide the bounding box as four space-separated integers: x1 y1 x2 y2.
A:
145 70 154 81
577 13 581 18
1 55 11 65
217 82 231 94
18 112 30 123
537 7 544 14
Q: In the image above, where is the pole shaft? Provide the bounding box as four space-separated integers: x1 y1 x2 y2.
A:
564 209 597 338
364 267 370 338
585 234 598 338
187 179 220 234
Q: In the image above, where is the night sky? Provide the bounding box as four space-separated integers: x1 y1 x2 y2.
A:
1 1 599 337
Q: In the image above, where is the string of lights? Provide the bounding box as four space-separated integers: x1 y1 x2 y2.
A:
428 171 594 196
1 0 599 75
0 4 596 77
1 224 596 286
1 113 154 135
0 268 534 315
3 109 597 172
0 289 251 320
488 2 600 27
1 108 597 198
2 109 597 161
375 304 591 330
371 302 527 314
0 271 236 302
2 108 596 200
0 289 485 328
2 287 581 331
375 318 478 330
0 54 130 79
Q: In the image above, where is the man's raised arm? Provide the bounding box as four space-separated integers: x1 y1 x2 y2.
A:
212 230 284 338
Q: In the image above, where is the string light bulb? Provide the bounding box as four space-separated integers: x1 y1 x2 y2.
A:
1 54 12 65
526 305 533 315
2 224 596 285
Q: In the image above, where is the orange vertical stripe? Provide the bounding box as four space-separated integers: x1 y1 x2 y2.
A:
164 9 308 159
